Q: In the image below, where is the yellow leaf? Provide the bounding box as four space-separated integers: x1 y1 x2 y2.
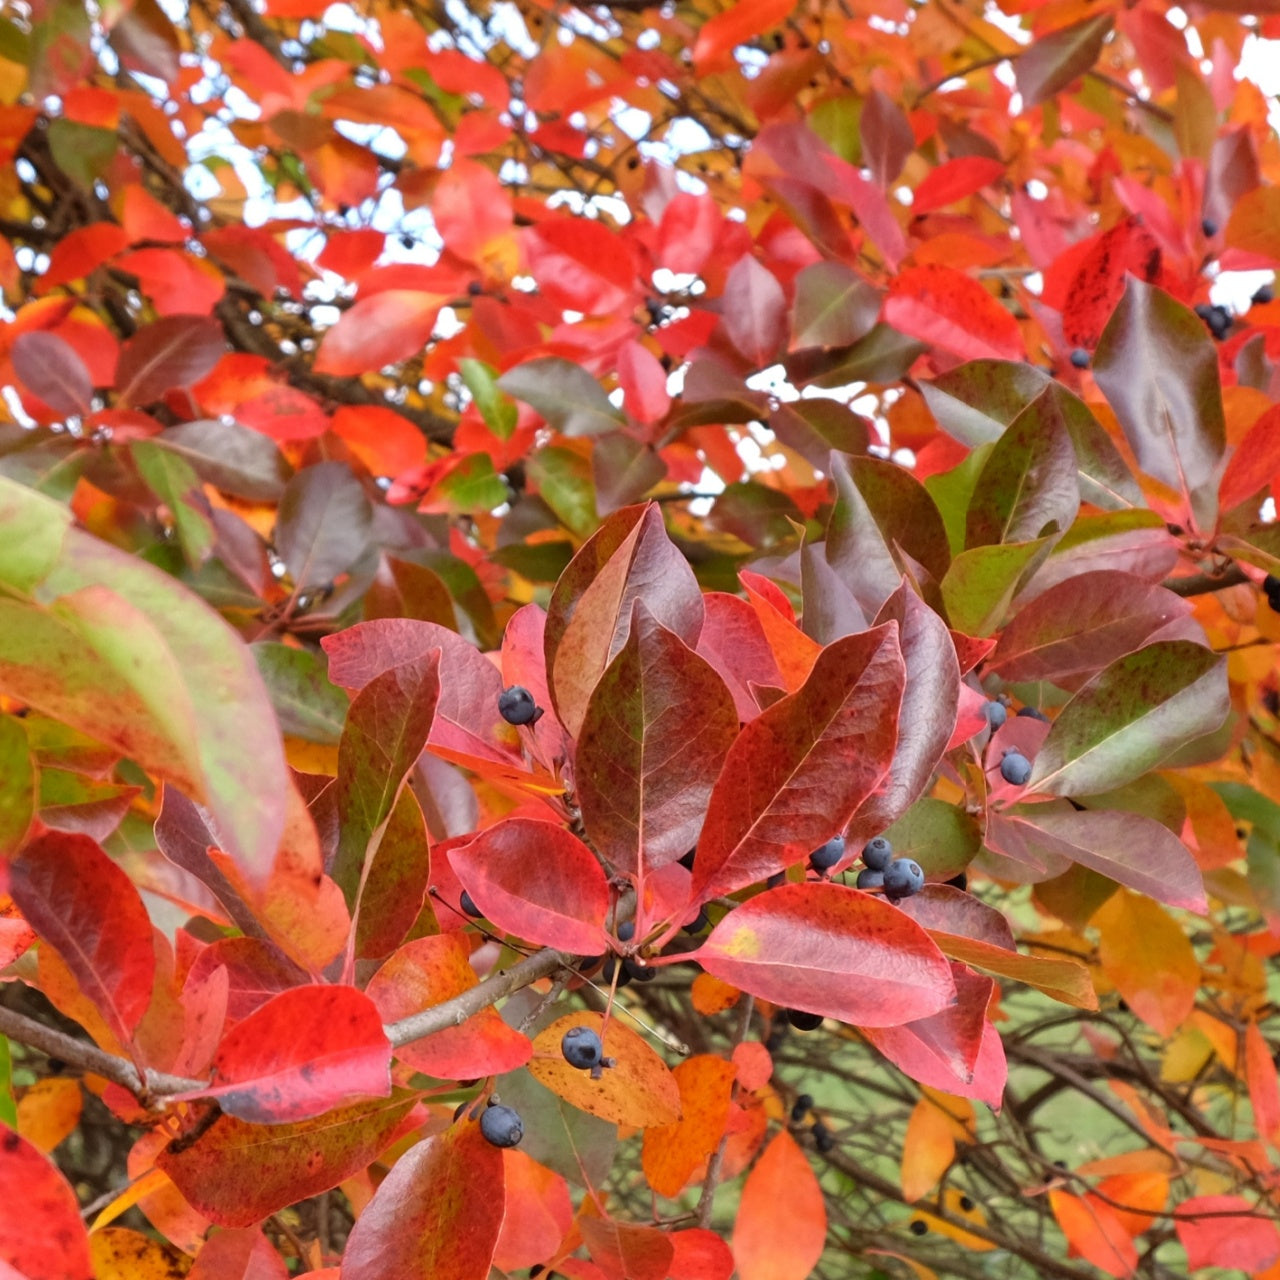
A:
17 1077 81 1153
90 1226 191 1279
901 1099 957 1203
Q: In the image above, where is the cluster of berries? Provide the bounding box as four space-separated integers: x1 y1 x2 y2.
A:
1193 302 1232 341
807 835 924 901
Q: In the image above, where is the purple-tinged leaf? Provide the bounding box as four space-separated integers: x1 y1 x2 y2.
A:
1015 13 1114 107
114 315 224 407
721 254 787 367
11 331 94 416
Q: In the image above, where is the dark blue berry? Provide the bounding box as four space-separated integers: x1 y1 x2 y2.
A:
809 835 845 872
1201 217 1218 237
561 1026 604 1070
601 956 632 989
480 1103 523 1148
498 685 540 726
1253 284 1274 306
459 890 483 918
1000 750 1033 786
883 857 925 901
623 956 656 982
787 1009 823 1031
1069 348 1090 369
812 1119 835 1153
862 836 893 871
1016 706 1049 722
617 920 635 942
856 867 884 891
982 700 1007 730
790 1093 813 1123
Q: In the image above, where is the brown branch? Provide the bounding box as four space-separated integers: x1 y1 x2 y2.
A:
1163 564 1251 597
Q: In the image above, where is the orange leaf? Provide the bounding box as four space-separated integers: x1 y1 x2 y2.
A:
642 1056 736 1197
733 1131 826 1280
731 1041 773 1091
1092 890 1198 1038
1050 1190 1138 1277
16 1078 82 1154
579 1216 674 1280
1095 1171 1166 1238
529 1012 682 1128
693 0 797 76
1246 1020 1280 1143
691 972 741 1015
492 1150 573 1273
331 405 427 476
900 1098 957 1203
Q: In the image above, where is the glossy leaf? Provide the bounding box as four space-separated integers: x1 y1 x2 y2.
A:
342 1122 505 1280
576 601 739 879
733 1131 826 1280
529 1012 681 1127
1093 278 1225 530
366 934 532 1078
1029 641 1228 799
9 832 155 1049
449 818 610 953
158 1092 419 1227
698 882 955 1026
692 625 904 900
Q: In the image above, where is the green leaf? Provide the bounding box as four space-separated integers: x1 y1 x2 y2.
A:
965 387 1080 548
332 648 440 907
879 796 980 882
252 642 350 745
434 452 509 514
0 1038 14 1130
1093 277 1225 530
0 475 288 886
0 715 34 857
459 357 518 441
789 261 881 350
498 357 623 437
132 439 216 568
47 119 116 188
529 446 598 538
941 537 1054 635
1030 641 1229 797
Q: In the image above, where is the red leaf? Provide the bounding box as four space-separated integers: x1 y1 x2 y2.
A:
448 817 610 953
182 936 308 1027
323 619 521 769
116 248 225 315
522 217 639 316
173 985 391 1123
733 1131 826 1280
1175 1196 1280 1272
668 1228 736 1280
692 625 904 900
862 963 993 1088
576 601 739 879
114 315 225 408
911 157 1005 215
580 1216 674 1280
694 591 785 721
342 1123 505 1280
188 1228 289 1280
40 222 129 288
1060 217 1161 350
1220 403 1280 513
492 1150 574 1273
236 382 329 441
0 1126 92 1280
870 1010 1008 1107
698 882 956 1027
11 330 94 415
991 571 1195 689
1247 1020 1280 1144
9 831 156 1050
693 0 797 75
158 1092 420 1227
545 504 704 738
432 159 512 265
313 290 443 376
884 265 1024 362
366 935 532 1078
860 88 914 188
721 255 787 366
850 585 959 837
616 340 671 424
